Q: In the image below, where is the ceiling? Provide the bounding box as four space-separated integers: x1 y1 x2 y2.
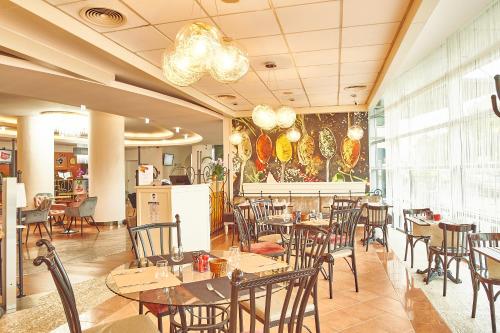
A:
42 0 411 111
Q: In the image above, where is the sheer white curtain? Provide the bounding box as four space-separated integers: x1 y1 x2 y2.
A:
384 0 500 231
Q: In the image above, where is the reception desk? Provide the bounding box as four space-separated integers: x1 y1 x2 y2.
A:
241 182 368 212
136 184 210 253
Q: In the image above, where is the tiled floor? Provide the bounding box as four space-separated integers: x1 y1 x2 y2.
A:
1 223 453 332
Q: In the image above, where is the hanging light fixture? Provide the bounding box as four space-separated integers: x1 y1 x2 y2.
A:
210 39 249 83
286 127 301 142
162 22 249 86
252 104 276 131
276 106 296 128
229 131 243 145
347 124 364 140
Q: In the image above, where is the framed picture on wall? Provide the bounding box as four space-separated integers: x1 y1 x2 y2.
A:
55 153 68 169
0 149 12 164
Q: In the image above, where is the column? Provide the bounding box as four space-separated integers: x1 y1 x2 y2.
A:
88 110 125 222
222 117 233 199
17 116 54 208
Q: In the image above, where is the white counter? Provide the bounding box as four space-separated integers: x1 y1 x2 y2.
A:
136 184 210 253
242 182 366 197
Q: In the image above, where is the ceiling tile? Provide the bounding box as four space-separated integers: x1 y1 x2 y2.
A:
341 44 391 63
302 76 338 91
122 0 205 24
297 64 338 79
340 60 383 75
340 73 378 85
276 2 340 33
271 0 326 7
256 68 299 82
250 54 294 71
339 92 369 105
230 72 273 98
156 18 215 40
214 10 280 39
200 0 269 15
342 22 400 47
237 35 288 56
266 78 302 91
308 93 338 107
105 26 172 52
57 0 148 32
277 92 309 108
343 0 410 27
293 49 338 66
247 96 280 107
137 49 164 67
193 76 235 95
286 29 339 53
46 0 80 4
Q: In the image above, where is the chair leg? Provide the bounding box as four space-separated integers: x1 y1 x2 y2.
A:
351 251 359 292
404 236 409 262
25 225 30 244
49 216 53 235
90 216 100 232
443 253 448 297
471 278 479 318
37 223 43 239
365 226 370 252
383 225 389 252
238 305 244 333
81 217 83 234
455 259 460 281
486 283 496 333
328 260 334 299
42 222 52 240
139 302 144 314
158 315 163 333
313 284 321 333
410 240 415 268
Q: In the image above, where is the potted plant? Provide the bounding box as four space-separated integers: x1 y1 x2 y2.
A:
209 158 224 181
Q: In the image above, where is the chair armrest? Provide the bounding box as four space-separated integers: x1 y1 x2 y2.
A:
65 206 79 217
22 209 49 223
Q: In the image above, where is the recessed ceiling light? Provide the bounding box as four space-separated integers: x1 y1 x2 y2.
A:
80 105 86 112
232 102 239 106
264 61 277 69
145 118 150 124
288 98 295 102
216 94 237 100
282 91 293 95
175 127 181 133
183 134 188 140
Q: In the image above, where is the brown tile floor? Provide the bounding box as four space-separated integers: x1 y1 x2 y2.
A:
13 223 451 332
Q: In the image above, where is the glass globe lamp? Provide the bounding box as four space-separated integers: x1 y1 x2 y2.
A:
175 22 222 73
276 106 296 128
347 125 364 140
286 127 301 142
229 131 243 145
252 104 276 131
209 41 249 83
162 50 202 86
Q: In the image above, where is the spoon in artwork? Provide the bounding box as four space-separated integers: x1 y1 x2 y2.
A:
276 134 292 182
319 128 337 182
238 132 252 193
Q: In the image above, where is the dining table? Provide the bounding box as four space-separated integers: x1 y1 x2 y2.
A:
106 250 289 331
471 246 500 279
409 216 471 283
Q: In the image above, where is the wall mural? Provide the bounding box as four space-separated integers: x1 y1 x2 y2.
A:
232 112 369 190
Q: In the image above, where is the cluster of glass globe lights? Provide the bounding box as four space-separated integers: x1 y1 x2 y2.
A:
162 22 249 86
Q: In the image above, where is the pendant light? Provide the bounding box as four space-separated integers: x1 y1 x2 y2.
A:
286 127 301 142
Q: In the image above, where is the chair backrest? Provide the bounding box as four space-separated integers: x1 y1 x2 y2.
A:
329 208 362 252
127 215 182 258
249 198 274 222
402 208 431 234
233 206 253 252
286 224 332 270
468 233 500 279
229 262 324 333
33 239 82 333
78 196 97 217
331 195 359 211
38 198 53 211
439 222 476 257
366 204 388 226
127 192 137 209
34 193 53 208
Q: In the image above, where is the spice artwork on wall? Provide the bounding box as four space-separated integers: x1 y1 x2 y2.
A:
232 113 368 187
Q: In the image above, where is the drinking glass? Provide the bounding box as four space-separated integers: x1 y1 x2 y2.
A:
155 260 168 279
283 212 291 223
171 246 184 264
317 212 323 220
227 246 241 279
310 209 316 220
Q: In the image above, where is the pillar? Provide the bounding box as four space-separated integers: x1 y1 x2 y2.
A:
89 111 125 222
17 116 54 208
222 117 233 199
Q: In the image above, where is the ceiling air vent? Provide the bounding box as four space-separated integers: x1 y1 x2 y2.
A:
79 7 126 28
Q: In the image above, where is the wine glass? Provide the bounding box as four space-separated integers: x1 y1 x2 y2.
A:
171 246 184 264
227 246 241 279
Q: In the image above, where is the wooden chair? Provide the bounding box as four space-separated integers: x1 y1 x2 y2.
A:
33 239 158 333
64 197 99 234
331 195 359 211
127 192 137 216
22 197 52 243
234 206 285 258
229 260 325 333
363 204 389 251
468 233 500 333
249 198 280 243
126 216 181 332
323 208 362 298
426 222 476 296
402 208 432 268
